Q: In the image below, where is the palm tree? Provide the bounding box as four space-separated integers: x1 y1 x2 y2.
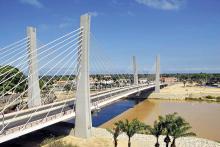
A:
169 116 196 147
183 80 187 87
107 126 121 147
158 113 196 147
149 120 163 147
115 119 145 147
159 113 177 147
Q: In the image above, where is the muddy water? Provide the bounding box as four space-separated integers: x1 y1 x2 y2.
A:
100 99 220 141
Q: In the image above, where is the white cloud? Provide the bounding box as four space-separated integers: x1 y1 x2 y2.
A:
89 11 99 17
20 0 43 8
135 0 184 10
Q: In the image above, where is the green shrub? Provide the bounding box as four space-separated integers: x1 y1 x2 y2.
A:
41 137 78 147
40 137 56 146
216 97 220 102
47 140 77 147
205 95 214 99
185 97 202 101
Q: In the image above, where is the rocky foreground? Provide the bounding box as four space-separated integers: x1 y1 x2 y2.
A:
46 128 220 147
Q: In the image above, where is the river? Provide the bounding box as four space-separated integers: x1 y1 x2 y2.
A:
100 99 220 141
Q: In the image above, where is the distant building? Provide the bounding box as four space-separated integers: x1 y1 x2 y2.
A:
139 78 148 84
118 78 131 86
103 75 111 79
161 77 177 84
53 80 76 91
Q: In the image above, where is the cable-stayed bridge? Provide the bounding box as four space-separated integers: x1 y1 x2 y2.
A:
0 14 164 143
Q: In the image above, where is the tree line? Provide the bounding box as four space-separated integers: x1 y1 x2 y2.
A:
1 65 219 94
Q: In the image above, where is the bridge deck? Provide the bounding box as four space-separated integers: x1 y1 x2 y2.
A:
0 84 161 143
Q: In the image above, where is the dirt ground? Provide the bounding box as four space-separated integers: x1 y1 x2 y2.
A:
149 83 220 99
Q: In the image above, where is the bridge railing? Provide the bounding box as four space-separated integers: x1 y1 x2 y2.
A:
0 84 152 139
0 109 74 137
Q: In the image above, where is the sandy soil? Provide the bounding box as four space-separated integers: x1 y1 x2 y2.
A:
149 83 220 99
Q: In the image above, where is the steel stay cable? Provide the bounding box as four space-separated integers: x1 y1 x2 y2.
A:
0 31 83 80
0 37 29 51
0 55 29 98
59 53 82 115
20 49 82 130
0 35 83 90
44 51 82 121
90 33 133 88
37 27 83 50
0 42 30 67
1 40 83 113
0 43 83 132
0 45 30 92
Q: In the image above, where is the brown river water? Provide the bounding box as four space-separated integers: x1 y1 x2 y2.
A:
100 99 220 141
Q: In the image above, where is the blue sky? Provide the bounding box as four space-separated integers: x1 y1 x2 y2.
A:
0 0 220 73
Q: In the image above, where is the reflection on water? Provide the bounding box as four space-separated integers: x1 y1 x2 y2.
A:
92 99 138 127
100 99 220 141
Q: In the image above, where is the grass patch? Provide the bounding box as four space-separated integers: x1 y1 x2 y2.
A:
216 97 220 102
186 96 220 102
185 97 203 101
205 95 214 99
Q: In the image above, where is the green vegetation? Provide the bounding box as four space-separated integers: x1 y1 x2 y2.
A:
186 96 220 102
169 118 196 147
159 113 196 147
158 113 173 147
0 65 27 94
109 113 195 147
64 84 72 92
204 95 220 101
185 97 203 101
41 137 78 147
183 80 187 87
107 126 121 147
148 120 163 147
114 119 146 147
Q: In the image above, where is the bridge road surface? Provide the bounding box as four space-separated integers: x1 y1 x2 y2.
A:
0 84 154 133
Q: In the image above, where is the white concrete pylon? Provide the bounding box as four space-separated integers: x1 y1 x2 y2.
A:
27 27 41 107
155 55 160 93
74 14 92 138
133 56 138 85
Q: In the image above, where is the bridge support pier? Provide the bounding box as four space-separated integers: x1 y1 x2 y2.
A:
74 14 92 138
133 56 138 85
27 27 41 108
155 55 160 93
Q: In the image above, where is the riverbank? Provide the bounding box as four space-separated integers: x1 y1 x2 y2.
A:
148 83 220 101
42 128 220 147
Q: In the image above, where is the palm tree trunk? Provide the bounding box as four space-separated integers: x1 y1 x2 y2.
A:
171 138 176 147
114 138 118 147
164 134 170 147
128 137 131 147
155 137 159 147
